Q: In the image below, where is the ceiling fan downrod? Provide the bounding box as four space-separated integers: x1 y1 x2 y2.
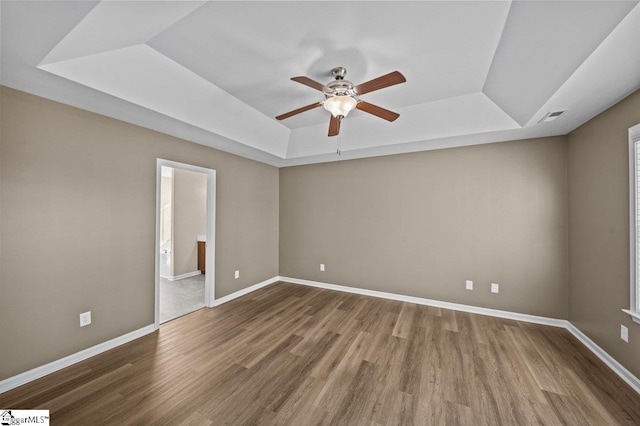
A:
332 66 347 80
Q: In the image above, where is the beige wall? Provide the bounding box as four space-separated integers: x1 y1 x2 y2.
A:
568 89 640 379
172 168 207 277
0 87 279 380
3 82 639 385
280 136 569 319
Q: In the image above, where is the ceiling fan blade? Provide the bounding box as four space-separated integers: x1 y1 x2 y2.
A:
356 101 400 122
291 76 329 92
354 71 406 95
276 102 323 120
328 115 340 137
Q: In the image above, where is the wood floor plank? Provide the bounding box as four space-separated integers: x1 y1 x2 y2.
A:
440 307 459 332
313 330 373 411
505 322 569 396
392 302 417 338
272 376 323 425
1 281 639 425
326 360 380 425
503 325 555 405
362 311 397 365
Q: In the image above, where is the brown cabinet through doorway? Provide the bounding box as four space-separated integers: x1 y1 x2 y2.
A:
197 241 206 273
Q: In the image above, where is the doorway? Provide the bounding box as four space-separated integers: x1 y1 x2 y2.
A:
155 159 216 328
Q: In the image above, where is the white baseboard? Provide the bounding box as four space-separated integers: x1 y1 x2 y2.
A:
278 276 566 327
167 270 202 281
565 322 640 395
0 324 155 395
0 275 279 395
3 277 638 397
278 276 640 395
212 276 280 306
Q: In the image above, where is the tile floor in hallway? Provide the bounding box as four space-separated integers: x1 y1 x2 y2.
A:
159 273 205 323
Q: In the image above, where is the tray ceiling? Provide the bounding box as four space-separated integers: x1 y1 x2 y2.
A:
2 1 639 167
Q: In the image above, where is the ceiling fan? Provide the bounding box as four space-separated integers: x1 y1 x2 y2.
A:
276 67 406 137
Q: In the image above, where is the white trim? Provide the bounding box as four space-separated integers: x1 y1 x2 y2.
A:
155 163 162 328
166 270 202 281
0 324 155 395
628 123 640 323
278 276 566 327
211 276 280 306
206 168 216 307
155 159 216 330
622 309 640 325
566 322 640 395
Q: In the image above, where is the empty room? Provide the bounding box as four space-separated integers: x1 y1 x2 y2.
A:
1 1 640 424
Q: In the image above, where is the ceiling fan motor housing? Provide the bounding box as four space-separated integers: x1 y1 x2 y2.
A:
326 80 355 97
327 67 355 97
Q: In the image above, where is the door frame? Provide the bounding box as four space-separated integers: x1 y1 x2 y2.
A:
155 158 216 329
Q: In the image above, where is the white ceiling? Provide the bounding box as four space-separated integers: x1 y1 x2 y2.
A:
2 1 639 167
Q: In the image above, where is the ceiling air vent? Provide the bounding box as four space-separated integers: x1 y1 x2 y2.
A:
538 110 566 124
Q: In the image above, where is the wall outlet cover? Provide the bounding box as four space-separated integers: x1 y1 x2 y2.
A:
491 283 499 294
621 324 629 342
234 270 240 279
80 311 91 327
320 264 325 272
465 280 473 290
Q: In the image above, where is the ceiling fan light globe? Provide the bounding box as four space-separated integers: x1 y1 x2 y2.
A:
323 95 358 118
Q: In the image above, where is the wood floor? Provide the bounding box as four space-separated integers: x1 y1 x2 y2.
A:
1 282 639 425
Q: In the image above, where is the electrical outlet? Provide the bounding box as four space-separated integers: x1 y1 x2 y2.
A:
491 283 499 294
320 263 325 272
621 325 629 342
80 311 91 327
234 270 240 279
465 280 473 290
